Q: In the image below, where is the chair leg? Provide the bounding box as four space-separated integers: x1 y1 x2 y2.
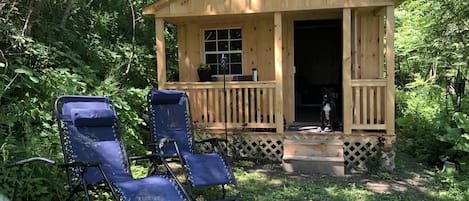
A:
222 185 227 198
79 171 91 201
97 165 119 200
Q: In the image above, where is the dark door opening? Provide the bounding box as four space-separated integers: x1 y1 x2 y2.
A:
294 19 342 125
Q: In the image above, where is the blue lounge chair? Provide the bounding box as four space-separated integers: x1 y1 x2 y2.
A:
54 95 190 201
147 89 240 200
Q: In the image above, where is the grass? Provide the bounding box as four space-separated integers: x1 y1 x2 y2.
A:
189 152 469 201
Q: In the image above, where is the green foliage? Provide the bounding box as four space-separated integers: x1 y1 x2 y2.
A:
0 0 160 200
395 77 451 164
395 0 469 195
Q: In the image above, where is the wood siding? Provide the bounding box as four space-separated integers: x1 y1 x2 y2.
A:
355 8 384 79
177 15 274 82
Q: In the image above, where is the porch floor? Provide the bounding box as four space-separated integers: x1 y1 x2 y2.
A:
286 121 344 134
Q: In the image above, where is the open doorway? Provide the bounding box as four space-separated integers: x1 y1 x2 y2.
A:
294 19 342 126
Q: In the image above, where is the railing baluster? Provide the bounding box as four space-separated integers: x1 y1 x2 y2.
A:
250 88 255 124
269 88 274 123
370 87 375 125
256 88 261 123
212 89 220 123
354 87 361 124
351 79 387 130
226 88 231 124
362 86 368 124
377 86 382 124
244 88 249 124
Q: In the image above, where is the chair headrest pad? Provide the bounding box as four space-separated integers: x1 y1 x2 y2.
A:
71 108 116 127
150 93 184 105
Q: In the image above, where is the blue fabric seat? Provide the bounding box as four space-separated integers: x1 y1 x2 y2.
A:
147 90 240 200
55 95 190 201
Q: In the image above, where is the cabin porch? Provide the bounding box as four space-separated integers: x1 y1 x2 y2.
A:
166 80 396 175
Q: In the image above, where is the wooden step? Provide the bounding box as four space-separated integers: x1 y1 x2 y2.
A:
282 155 345 176
283 139 344 157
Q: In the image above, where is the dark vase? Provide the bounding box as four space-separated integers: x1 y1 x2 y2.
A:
197 68 212 82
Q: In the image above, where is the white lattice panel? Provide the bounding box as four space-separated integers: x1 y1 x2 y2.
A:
196 132 283 161
197 131 395 167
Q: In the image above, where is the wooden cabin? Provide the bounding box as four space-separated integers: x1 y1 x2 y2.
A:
143 0 403 175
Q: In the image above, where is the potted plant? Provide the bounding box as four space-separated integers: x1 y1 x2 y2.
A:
197 63 213 82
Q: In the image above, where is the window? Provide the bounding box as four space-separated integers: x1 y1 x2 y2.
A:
204 28 242 76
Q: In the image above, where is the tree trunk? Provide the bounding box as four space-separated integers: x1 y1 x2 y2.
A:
21 0 46 37
124 0 136 75
60 0 73 29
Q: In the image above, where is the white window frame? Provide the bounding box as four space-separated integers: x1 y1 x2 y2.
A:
203 28 243 77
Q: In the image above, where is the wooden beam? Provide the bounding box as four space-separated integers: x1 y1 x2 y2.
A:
156 18 166 89
385 6 395 135
145 0 395 18
342 8 352 134
378 11 384 78
274 12 284 134
352 10 358 79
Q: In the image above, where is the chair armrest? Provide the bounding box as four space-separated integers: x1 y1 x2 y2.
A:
6 157 56 168
57 161 100 169
195 137 226 145
129 153 166 161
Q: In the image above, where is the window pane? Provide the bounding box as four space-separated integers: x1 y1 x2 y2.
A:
230 53 242 63
231 64 242 74
203 28 243 76
205 30 216 40
218 41 229 51
218 30 228 39
230 29 242 39
206 54 218 64
230 40 242 51
205 42 216 52
210 65 218 75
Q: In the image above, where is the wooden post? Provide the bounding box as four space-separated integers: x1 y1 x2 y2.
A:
156 18 166 89
274 12 284 134
385 6 395 135
342 8 352 134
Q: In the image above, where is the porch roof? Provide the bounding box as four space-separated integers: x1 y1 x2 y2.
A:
143 0 404 17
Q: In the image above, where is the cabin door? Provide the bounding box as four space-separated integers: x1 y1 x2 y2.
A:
293 19 342 124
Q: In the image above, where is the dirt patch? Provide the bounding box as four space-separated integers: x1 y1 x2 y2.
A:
240 153 435 197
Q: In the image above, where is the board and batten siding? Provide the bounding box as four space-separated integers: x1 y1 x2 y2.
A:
177 15 275 82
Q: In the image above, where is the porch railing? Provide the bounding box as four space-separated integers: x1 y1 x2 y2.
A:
165 81 277 130
351 79 387 130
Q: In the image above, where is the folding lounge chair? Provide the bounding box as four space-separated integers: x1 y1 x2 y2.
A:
55 95 190 201
147 89 240 200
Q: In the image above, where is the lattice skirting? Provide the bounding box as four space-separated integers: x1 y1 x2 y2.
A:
343 137 396 169
197 132 396 168
196 132 284 161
